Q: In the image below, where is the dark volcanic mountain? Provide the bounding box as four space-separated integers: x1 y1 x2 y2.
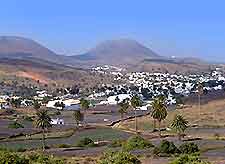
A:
73 39 161 65
0 36 53 55
0 36 71 64
0 36 211 74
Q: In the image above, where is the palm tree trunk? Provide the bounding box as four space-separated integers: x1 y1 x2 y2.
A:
76 120 79 128
121 113 124 122
84 109 86 127
42 129 45 152
198 94 201 118
159 121 161 137
153 119 156 131
214 110 217 125
178 133 181 141
119 113 124 126
135 109 138 133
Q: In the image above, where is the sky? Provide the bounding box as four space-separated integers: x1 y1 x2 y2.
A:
0 0 225 62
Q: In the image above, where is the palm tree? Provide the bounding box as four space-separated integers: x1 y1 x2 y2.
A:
80 98 90 125
151 96 167 137
33 100 41 110
10 98 21 108
151 99 158 132
171 114 188 140
73 110 84 128
118 99 129 122
131 95 142 133
54 101 65 110
34 108 52 151
115 96 120 105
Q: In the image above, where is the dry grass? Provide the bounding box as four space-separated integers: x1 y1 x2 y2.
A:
169 99 225 127
15 107 37 115
118 98 225 132
65 157 97 164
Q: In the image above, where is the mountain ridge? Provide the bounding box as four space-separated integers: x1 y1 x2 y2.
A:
72 39 161 65
0 36 211 73
0 36 72 65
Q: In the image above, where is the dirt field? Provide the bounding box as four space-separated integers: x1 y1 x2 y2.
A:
118 98 225 132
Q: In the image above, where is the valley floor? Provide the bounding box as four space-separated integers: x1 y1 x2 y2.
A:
1 98 225 163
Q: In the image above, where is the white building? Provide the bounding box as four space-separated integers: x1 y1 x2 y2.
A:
99 94 131 105
51 118 64 125
46 99 80 109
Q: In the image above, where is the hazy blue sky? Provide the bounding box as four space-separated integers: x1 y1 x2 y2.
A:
0 0 225 61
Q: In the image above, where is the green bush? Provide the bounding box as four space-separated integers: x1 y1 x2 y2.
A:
54 110 61 116
109 139 125 148
0 147 12 152
214 133 220 140
152 147 160 155
27 153 64 164
170 154 210 164
98 150 141 164
56 144 71 148
0 150 64 164
158 140 180 154
0 151 28 164
8 121 24 129
16 147 26 152
179 142 199 154
76 137 95 147
24 116 33 122
122 135 154 151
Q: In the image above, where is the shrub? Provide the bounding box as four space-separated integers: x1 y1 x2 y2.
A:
98 150 141 164
44 145 50 150
179 142 199 154
0 151 28 164
16 147 26 152
27 153 64 164
54 110 61 116
122 135 154 151
214 133 220 140
0 147 11 152
170 154 210 164
4 109 16 115
152 147 160 155
109 139 125 148
0 150 64 164
8 121 24 129
158 140 180 154
76 137 95 147
57 144 71 148
24 116 33 122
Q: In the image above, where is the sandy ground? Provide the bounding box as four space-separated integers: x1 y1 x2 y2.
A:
119 98 225 131
17 71 49 84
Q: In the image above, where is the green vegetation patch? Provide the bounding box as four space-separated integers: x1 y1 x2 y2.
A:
109 139 125 148
0 150 64 164
23 116 34 122
98 150 141 164
153 140 199 157
122 135 154 151
170 154 210 164
157 140 180 155
179 142 199 154
8 121 24 129
56 144 72 148
75 137 95 147
74 128 130 141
